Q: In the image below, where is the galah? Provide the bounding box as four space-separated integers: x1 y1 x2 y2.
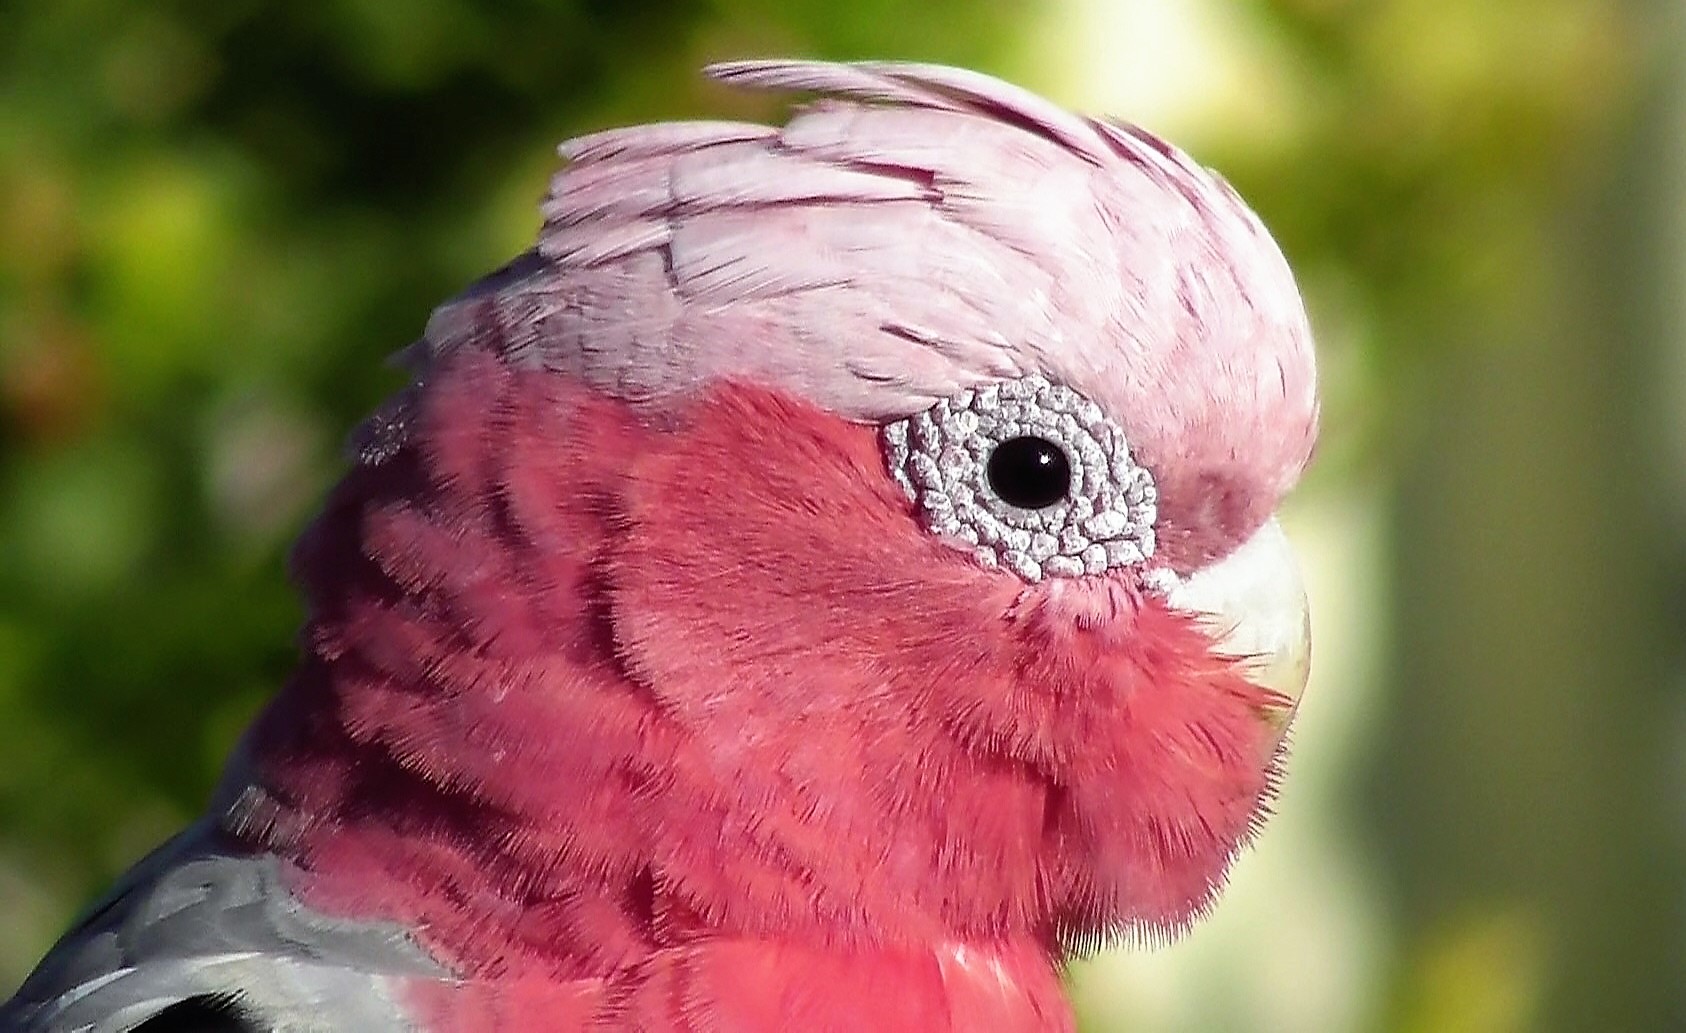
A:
2 59 1318 1033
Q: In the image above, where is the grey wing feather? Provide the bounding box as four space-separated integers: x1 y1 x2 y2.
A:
0 822 448 1033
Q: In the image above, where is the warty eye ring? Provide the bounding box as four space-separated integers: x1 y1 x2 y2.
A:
881 374 1158 582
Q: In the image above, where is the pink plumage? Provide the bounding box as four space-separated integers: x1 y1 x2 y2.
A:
3 60 1318 1033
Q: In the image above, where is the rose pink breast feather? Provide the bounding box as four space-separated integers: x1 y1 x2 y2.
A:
237 352 1284 1021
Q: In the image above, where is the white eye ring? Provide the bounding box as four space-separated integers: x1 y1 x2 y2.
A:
882 374 1158 581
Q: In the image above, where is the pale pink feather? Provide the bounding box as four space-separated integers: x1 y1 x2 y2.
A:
420 59 1316 568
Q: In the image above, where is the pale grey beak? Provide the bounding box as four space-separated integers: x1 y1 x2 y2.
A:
1154 518 1312 737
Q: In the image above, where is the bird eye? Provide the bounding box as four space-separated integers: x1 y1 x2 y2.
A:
986 435 1071 510
881 375 1158 581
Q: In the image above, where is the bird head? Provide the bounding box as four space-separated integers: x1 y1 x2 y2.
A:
233 60 1318 973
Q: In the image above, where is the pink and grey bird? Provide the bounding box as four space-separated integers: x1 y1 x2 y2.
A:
2 60 1318 1032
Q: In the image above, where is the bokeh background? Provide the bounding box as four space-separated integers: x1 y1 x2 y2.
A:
2 1 1683 1030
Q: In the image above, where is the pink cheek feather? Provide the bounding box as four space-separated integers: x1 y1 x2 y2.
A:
239 349 1285 998
609 380 1288 940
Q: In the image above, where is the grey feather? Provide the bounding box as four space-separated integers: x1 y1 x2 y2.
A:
0 823 447 1033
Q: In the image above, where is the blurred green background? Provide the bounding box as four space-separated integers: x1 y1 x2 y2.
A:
2 0 1682 1030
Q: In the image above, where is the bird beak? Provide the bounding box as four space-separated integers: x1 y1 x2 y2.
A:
1154 518 1311 740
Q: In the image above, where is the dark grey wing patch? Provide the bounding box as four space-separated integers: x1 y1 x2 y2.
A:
0 821 448 1033
131 995 257 1033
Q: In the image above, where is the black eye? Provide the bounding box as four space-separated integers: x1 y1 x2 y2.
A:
986 435 1071 510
